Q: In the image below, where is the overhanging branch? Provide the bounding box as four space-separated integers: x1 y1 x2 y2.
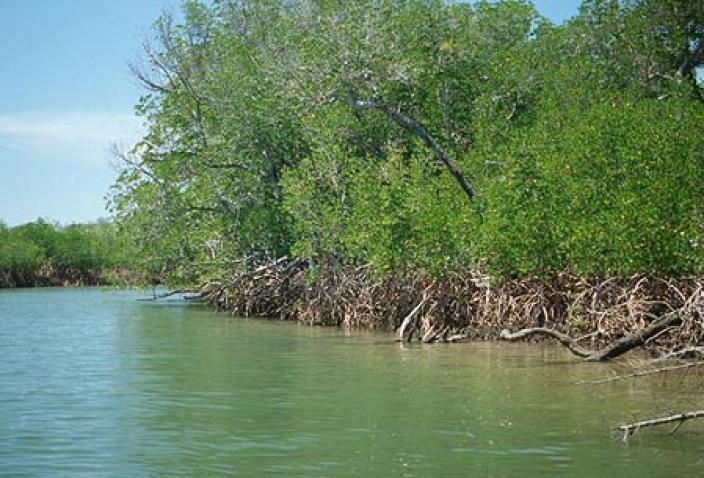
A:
350 98 475 201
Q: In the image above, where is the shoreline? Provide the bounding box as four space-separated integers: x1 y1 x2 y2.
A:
194 260 703 356
7 262 700 359
0 267 141 289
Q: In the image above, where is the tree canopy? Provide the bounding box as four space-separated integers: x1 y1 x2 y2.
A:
109 0 704 284
0 219 127 286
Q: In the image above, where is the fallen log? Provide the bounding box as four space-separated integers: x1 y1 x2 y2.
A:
500 312 682 362
618 410 704 440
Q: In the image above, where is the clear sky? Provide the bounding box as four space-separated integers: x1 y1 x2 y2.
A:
0 0 582 226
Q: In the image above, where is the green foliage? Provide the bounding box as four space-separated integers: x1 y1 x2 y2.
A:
0 232 45 272
111 0 704 282
0 219 126 283
477 98 704 276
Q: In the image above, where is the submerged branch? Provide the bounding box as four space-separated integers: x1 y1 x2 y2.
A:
618 411 704 441
138 288 197 301
579 362 702 385
499 327 593 358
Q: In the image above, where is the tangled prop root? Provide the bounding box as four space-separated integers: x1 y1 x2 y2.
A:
196 260 704 359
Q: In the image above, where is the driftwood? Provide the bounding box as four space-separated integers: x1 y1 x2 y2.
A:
499 327 593 357
138 288 197 301
500 312 682 362
618 411 704 441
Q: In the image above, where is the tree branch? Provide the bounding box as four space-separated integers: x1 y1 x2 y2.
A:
350 98 475 201
587 312 681 362
500 312 682 362
138 288 197 301
499 327 593 358
618 411 704 441
397 297 428 342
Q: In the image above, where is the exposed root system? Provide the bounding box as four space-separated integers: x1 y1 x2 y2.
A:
197 260 704 358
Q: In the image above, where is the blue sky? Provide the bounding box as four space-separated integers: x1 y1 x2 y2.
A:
0 0 582 226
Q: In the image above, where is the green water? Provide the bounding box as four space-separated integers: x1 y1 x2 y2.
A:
0 288 701 477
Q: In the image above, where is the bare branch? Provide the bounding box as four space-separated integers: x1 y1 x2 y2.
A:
618 410 704 441
500 312 682 362
138 288 197 301
397 297 428 343
350 98 475 201
579 362 702 385
500 327 594 358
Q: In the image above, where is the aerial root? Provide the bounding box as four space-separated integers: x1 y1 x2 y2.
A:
192 262 702 356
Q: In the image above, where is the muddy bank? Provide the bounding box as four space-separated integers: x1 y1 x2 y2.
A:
195 259 703 355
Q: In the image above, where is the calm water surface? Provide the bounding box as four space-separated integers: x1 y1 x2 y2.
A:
0 288 702 477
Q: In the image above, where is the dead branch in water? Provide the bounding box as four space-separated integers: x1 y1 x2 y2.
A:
587 312 682 361
578 362 702 384
652 346 704 363
618 410 704 441
138 288 197 301
499 327 593 357
500 312 682 361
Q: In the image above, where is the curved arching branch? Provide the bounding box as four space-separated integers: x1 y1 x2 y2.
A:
500 327 593 358
500 312 683 362
349 97 475 202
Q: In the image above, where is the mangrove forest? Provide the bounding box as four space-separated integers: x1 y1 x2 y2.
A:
106 0 704 356
0 219 131 287
2 2 704 468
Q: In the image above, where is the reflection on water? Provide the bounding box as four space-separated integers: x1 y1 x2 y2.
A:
0 287 702 477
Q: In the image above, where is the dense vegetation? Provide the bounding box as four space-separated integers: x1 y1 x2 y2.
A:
0 219 129 287
110 0 704 286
